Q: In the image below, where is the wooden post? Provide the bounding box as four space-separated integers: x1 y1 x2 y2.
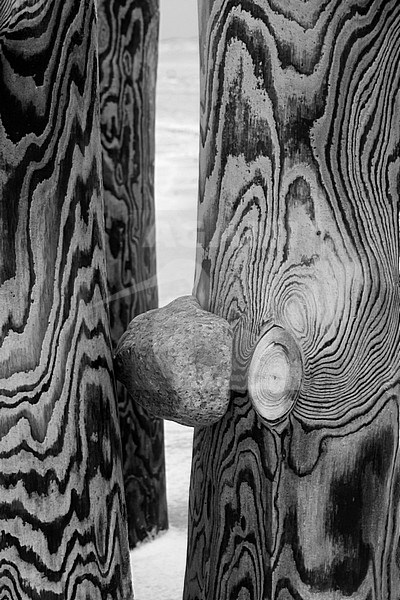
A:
97 0 168 547
185 1 400 598
0 1 133 597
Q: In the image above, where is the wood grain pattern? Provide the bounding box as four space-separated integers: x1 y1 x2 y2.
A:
0 1 133 597
185 1 400 598
97 0 168 547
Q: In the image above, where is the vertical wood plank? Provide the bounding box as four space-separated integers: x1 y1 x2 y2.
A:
97 0 168 547
0 1 133 597
185 1 400 598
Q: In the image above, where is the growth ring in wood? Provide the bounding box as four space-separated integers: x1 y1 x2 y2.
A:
248 327 303 424
114 296 233 427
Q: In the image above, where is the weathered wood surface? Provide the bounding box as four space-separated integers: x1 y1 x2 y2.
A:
185 1 400 598
97 0 168 547
0 1 133 597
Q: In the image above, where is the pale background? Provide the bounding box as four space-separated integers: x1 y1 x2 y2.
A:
156 0 200 308
160 0 198 40
130 1 200 599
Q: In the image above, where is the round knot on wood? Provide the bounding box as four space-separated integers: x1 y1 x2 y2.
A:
248 327 303 424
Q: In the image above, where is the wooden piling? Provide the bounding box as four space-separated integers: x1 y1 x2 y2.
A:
185 1 400 598
0 1 133 596
97 0 168 548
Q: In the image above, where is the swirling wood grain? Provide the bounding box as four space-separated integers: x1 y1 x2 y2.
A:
185 1 400 598
97 0 168 548
0 1 133 597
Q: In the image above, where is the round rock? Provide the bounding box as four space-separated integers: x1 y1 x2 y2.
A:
114 295 233 427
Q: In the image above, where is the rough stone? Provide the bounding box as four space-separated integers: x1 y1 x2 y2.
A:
114 295 233 427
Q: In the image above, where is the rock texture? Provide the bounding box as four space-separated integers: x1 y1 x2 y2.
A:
114 296 233 427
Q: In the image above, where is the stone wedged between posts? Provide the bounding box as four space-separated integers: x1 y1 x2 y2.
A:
114 295 233 427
